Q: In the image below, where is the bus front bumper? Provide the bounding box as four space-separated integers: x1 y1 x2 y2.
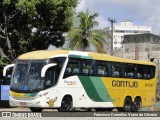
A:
9 96 58 108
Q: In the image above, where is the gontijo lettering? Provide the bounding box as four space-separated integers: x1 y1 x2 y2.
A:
112 80 138 88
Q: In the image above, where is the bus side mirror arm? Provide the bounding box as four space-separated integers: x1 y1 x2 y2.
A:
3 64 15 77
41 63 57 78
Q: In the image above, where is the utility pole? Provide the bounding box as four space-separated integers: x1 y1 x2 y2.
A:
108 18 116 56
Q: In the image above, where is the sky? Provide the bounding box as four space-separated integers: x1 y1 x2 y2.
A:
76 0 160 35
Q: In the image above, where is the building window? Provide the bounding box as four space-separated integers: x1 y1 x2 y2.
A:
125 30 133 33
133 30 139 33
114 41 117 44
115 30 125 33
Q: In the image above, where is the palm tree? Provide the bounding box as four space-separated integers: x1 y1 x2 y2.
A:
67 11 110 53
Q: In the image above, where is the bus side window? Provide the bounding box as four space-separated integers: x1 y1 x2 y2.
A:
45 67 55 86
148 66 155 79
81 59 94 76
124 64 135 78
127 72 134 78
65 67 72 74
72 68 79 74
50 57 66 80
137 65 156 80
137 66 144 79
96 61 108 77
111 62 122 78
143 66 148 79
64 58 80 78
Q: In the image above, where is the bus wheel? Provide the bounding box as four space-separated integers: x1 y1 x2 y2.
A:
131 97 141 112
58 96 72 112
30 107 43 112
117 97 132 112
95 108 113 111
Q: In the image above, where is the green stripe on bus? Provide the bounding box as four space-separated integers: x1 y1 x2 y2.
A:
90 77 114 102
69 55 92 59
78 76 114 102
78 76 103 101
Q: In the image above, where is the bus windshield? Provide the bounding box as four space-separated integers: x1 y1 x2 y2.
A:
10 57 66 93
10 60 47 92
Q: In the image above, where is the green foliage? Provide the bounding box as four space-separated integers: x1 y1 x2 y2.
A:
3 0 11 4
0 59 5 66
0 0 78 63
67 11 110 53
78 10 99 31
16 0 41 17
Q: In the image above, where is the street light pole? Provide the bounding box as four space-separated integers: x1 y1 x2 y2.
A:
108 18 116 56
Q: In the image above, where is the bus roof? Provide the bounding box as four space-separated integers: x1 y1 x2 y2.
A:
18 50 155 66
88 52 155 66
18 50 68 60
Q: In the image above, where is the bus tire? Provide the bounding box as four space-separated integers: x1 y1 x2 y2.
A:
58 96 73 112
131 97 141 112
30 107 43 112
117 97 132 112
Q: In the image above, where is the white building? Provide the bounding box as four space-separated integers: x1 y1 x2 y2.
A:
105 20 152 49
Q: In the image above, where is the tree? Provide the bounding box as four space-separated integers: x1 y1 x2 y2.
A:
67 11 110 53
0 0 78 63
0 0 78 80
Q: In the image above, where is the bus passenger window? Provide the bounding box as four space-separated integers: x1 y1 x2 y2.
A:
98 69 105 76
64 58 80 78
112 71 119 77
137 66 144 79
82 69 89 75
65 67 72 74
72 68 79 74
137 73 142 78
148 66 155 79
127 72 134 78
81 60 94 76
147 74 151 78
82 64 89 75
45 67 55 86
111 62 122 77
124 64 135 78
89 69 93 75
50 57 66 80
96 61 108 77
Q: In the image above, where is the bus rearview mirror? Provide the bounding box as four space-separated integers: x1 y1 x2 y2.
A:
41 63 57 78
3 64 15 77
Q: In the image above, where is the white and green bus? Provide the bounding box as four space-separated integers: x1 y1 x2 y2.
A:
4 50 156 112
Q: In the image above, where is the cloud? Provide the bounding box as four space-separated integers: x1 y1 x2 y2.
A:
76 0 86 12
94 16 109 29
76 0 160 34
143 16 160 34
76 0 109 30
